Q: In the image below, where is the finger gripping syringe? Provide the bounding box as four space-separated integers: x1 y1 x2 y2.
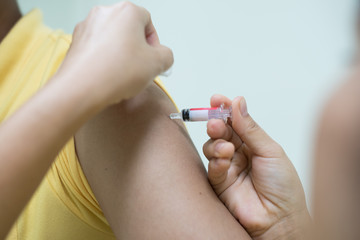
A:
170 104 232 122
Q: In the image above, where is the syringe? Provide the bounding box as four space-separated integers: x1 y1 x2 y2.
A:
170 104 232 122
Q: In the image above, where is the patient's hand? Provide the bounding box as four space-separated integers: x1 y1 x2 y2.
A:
58 2 173 107
203 94 311 239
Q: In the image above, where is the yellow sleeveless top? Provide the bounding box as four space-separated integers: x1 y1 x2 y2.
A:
2 9 172 240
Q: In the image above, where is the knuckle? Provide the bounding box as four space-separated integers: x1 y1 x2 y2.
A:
89 5 106 18
135 6 150 20
117 1 144 21
121 1 134 8
202 140 214 158
271 142 284 155
90 5 101 14
74 22 82 33
73 21 85 37
246 118 259 134
143 8 151 19
118 1 136 12
263 141 285 157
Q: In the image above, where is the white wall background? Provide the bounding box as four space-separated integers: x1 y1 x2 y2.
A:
18 0 358 207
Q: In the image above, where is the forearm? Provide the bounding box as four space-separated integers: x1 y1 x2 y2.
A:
0 72 100 238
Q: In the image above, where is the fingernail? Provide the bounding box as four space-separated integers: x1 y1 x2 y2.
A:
240 97 248 117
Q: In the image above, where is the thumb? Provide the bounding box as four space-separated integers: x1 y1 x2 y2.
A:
231 96 282 157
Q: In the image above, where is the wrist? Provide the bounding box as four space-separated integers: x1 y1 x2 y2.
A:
253 210 312 240
52 67 110 116
43 71 107 129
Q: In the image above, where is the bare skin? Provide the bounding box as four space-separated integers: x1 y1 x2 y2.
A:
313 68 360 240
0 2 173 238
202 69 360 239
75 83 251 239
9 1 360 239
0 0 21 43
0 1 251 239
203 95 311 240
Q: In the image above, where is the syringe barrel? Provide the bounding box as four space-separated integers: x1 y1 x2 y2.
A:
181 107 231 122
188 108 214 121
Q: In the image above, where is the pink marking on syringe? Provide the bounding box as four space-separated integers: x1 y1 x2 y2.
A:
190 107 218 111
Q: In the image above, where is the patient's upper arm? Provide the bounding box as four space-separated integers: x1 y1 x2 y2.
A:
75 82 251 239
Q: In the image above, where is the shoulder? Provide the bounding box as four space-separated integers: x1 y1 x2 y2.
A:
74 81 188 171
75 80 187 147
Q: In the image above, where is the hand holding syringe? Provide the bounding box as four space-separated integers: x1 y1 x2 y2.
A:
170 104 232 122
163 68 232 122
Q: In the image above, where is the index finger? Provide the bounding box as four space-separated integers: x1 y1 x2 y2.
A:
210 94 232 108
